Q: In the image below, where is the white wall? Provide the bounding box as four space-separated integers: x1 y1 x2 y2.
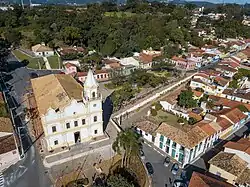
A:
34 51 54 57
42 98 103 151
0 149 20 171
135 127 153 142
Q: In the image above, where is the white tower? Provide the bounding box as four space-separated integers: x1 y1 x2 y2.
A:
84 69 101 100
83 69 103 137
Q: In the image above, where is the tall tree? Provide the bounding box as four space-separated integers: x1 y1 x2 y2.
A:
0 39 10 71
112 128 141 168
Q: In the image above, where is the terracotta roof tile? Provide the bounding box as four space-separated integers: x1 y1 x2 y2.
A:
216 117 233 130
208 152 247 176
196 120 217 136
189 172 234 187
192 90 203 97
0 134 17 154
135 120 159 134
221 108 247 124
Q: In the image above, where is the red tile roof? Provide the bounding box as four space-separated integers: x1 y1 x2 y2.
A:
221 108 247 124
192 90 203 97
224 138 250 155
216 117 233 130
64 63 77 68
194 73 210 79
189 172 234 187
196 121 217 136
214 76 229 87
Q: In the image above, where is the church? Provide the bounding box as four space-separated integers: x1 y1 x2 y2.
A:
31 69 104 151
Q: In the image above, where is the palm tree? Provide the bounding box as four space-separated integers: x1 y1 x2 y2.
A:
112 128 141 168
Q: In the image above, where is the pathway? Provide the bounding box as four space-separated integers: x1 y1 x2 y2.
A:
42 57 51 70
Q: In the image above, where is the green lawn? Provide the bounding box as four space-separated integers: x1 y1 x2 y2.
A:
150 110 187 126
47 55 61 69
104 11 136 18
12 50 45 69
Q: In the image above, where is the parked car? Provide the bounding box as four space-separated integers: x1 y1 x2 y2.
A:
163 156 170 167
171 163 179 175
145 162 154 175
173 179 187 187
139 150 145 160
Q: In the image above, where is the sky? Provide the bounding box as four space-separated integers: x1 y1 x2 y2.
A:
186 0 249 4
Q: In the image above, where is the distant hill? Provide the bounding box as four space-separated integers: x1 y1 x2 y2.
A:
169 0 218 7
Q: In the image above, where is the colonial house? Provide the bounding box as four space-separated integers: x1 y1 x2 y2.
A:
0 117 20 171
215 65 238 78
77 69 110 83
209 138 250 186
221 88 250 104
134 107 248 168
31 43 54 57
64 62 78 74
189 172 234 187
31 70 104 151
171 56 197 70
138 50 162 69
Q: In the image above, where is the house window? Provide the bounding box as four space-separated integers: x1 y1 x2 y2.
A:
94 130 98 134
145 133 148 136
172 142 177 149
94 116 97 122
159 142 163 149
171 149 176 158
74 121 78 127
189 149 193 162
82 119 85 125
101 74 103 79
66 123 70 129
52 126 56 133
160 135 164 142
166 139 171 145
97 75 99 79
92 92 96 98
54 140 58 145
198 142 202 151
93 104 97 107
166 146 170 153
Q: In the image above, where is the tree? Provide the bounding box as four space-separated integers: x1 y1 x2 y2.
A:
61 26 81 45
4 29 22 47
0 38 10 71
188 117 197 125
177 90 197 108
151 109 157 116
154 102 162 111
112 128 141 168
107 175 134 187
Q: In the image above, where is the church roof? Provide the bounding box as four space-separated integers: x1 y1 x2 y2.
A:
84 69 99 88
31 74 83 115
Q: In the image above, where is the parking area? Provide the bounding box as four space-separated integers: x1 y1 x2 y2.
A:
142 143 186 187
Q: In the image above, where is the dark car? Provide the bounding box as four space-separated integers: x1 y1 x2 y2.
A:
145 162 154 175
163 156 171 167
171 163 179 175
139 150 145 160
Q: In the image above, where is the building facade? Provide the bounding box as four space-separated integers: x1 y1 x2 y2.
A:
31 70 104 151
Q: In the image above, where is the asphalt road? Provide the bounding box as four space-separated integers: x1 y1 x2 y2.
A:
142 143 183 187
1 54 61 187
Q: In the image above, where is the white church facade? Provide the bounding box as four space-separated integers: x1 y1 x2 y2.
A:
31 70 104 151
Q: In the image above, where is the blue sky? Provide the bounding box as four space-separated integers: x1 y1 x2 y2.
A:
186 0 249 4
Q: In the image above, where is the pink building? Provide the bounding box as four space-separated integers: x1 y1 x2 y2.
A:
64 63 77 74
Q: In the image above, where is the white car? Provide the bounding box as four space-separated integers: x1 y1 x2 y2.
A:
163 156 170 167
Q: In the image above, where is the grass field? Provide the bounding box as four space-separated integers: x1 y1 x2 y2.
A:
104 11 136 18
47 55 61 69
12 50 45 69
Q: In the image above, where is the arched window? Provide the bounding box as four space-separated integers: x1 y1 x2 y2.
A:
94 116 97 122
92 92 96 98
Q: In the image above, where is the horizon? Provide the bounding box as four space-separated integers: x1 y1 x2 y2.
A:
186 0 249 5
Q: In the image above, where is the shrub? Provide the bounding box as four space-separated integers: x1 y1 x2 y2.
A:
151 109 157 116
155 102 162 111
177 117 184 123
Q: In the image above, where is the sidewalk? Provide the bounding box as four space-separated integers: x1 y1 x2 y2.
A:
43 57 51 69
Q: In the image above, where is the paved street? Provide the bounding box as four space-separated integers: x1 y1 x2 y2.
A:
142 143 182 187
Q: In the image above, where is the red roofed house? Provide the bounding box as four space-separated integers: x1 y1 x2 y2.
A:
171 56 196 70
138 50 162 69
224 138 250 163
189 172 234 187
64 62 78 74
77 69 110 83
